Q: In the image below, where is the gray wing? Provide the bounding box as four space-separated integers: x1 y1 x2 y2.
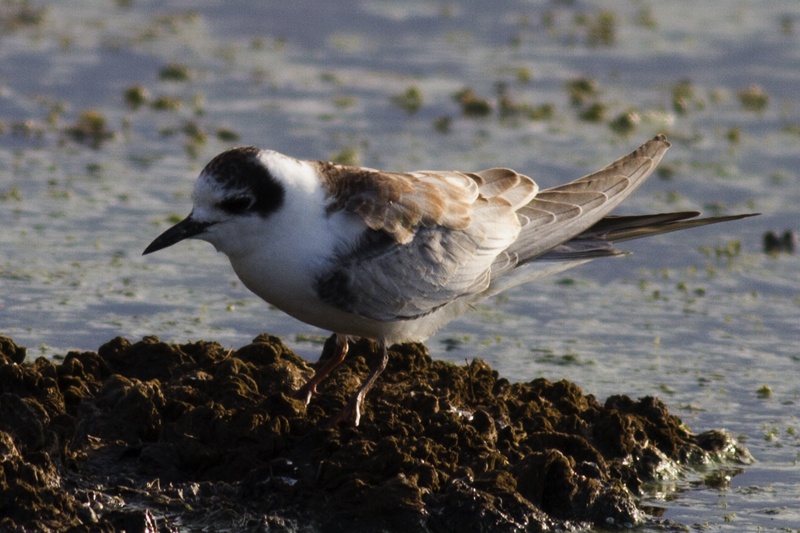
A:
315 224 496 320
314 135 674 321
314 166 538 321
490 134 671 279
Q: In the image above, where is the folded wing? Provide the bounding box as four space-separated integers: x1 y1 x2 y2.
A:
314 163 537 320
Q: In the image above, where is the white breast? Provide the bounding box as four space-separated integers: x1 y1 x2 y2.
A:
218 154 368 330
204 151 487 343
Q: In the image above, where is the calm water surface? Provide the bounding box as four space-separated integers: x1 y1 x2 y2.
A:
1 1 798 530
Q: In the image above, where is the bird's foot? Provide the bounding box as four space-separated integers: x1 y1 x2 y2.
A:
326 342 389 427
328 392 364 427
290 383 321 406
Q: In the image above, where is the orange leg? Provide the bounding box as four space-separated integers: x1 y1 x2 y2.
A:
292 334 349 405
329 340 388 427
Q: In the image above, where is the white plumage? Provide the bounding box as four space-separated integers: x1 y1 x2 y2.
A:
144 135 754 425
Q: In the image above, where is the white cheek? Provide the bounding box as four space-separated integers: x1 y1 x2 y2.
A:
184 206 227 252
199 217 252 257
191 205 215 221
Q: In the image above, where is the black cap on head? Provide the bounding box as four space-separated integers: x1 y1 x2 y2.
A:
203 147 285 217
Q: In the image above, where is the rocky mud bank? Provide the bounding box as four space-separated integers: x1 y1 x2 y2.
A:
0 334 751 532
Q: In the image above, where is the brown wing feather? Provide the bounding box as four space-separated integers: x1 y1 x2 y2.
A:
312 162 538 320
312 135 754 323
315 161 538 244
315 161 478 243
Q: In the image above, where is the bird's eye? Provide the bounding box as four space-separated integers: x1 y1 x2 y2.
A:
218 196 252 214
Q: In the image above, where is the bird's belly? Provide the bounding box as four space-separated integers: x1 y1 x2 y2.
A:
227 247 475 343
228 254 406 341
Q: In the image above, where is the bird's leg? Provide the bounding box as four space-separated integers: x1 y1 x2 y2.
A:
329 340 389 427
292 334 349 405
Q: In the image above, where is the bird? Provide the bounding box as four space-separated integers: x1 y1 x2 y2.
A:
143 135 755 426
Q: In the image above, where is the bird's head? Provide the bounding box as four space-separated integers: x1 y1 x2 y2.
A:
143 146 286 257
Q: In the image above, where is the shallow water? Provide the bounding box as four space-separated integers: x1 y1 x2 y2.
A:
1 0 799 530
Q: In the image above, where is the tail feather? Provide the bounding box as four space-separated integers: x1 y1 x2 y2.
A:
483 134 758 296
598 212 759 243
536 212 759 261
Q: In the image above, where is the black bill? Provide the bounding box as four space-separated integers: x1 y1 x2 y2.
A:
143 215 214 255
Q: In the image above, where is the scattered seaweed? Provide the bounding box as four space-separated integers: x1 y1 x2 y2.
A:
62 110 115 149
738 85 769 113
390 87 424 115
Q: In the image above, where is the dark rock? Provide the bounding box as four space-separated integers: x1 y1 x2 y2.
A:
762 230 795 254
102 508 159 533
98 336 192 383
0 336 27 364
0 334 752 532
0 393 47 453
0 357 66 418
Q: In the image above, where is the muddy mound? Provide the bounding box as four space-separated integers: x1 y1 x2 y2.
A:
0 334 751 532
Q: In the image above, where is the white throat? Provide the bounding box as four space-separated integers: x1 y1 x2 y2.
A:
203 152 366 323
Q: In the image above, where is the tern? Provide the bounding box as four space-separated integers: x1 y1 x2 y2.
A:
144 135 754 425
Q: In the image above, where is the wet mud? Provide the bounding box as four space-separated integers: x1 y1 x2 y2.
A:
0 334 751 532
